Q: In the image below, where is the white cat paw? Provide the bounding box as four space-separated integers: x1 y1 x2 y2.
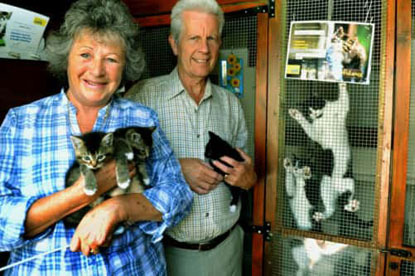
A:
118 178 131 189
84 187 97 196
288 109 301 120
113 226 126 235
302 166 312 179
125 152 134 160
229 205 237 213
312 212 324 222
344 199 360 212
143 177 150 185
283 157 293 170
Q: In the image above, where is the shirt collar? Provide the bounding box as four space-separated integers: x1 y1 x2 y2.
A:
167 67 213 103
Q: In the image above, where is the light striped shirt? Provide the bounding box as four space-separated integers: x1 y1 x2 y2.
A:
125 68 248 243
0 91 193 275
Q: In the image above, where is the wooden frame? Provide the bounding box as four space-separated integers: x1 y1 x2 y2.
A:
126 0 268 27
373 0 397 274
262 0 282 275
261 0 397 275
124 0 267 17
386 0 412 274
251 12 269 276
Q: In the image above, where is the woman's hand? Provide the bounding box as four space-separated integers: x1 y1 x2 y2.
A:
69 197 126 256
69 161 137 256
24 160 124 238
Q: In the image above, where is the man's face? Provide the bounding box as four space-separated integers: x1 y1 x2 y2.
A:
169 10 221 82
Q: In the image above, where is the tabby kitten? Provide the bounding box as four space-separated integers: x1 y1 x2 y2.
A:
205 131 244 212
64 126 155 228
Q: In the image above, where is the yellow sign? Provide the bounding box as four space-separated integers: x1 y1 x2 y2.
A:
286 64 301 75
33 17 47 27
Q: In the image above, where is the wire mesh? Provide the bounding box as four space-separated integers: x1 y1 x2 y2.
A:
274 0 383 274
403 0 415 248
401 261 415 276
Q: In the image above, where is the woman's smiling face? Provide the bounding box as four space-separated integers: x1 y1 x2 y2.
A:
67 30 125 108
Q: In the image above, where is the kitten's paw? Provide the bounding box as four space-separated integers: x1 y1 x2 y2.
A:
344 199 360 212
312 212 325 222
229 205 237 213
113 226 126 235
284 157 293 170
302 166 312 179
117 178 131 189
143 177 150 185
84 186 97 196
288 109 301 120
125 152 134 160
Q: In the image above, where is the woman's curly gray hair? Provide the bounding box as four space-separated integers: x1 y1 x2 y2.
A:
46 0 144 84
170 0 224 43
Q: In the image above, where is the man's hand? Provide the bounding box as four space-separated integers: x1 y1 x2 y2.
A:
212 148 257 190
179 158 223 194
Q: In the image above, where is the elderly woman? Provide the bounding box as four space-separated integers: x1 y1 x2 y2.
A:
0 0 192 274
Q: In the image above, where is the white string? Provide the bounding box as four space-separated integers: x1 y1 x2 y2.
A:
364 0 372 23
0 245 70 272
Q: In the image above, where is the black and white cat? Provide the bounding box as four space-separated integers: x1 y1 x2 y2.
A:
288 83 358 222
64 126 155 228
205 131 244 212
284 154 373 232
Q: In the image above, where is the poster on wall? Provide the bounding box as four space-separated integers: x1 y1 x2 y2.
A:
219 53 244 98
0 3 49 60
285 21 375 85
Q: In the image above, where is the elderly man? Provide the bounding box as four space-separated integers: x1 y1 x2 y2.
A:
125 0 257 275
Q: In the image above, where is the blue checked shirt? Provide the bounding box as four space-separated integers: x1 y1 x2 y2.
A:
0 90 193 275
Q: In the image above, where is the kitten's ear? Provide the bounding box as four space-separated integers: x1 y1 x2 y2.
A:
70 136 84 150
102 133 114 147
208 131 216 139
149 126 156 133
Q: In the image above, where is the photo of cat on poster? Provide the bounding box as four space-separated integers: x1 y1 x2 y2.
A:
0 11 12 47
285 21 374 85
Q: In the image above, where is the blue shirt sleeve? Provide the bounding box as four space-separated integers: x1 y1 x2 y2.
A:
0 110 52 251
137 114 193 243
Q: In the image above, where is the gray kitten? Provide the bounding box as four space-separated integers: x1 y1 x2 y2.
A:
64 126 155 228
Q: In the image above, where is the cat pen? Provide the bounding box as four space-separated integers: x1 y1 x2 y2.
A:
263 0 394 275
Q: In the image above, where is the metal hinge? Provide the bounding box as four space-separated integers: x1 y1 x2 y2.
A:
268 0 275 18
380 248 412 258
251 221 272 241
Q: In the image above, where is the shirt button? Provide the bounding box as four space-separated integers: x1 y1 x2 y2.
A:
205 213 209 217
197 134 200 138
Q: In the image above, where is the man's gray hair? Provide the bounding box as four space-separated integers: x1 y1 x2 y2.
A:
170 0 224 43
46 0 145 84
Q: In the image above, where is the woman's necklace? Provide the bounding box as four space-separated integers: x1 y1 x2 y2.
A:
66 99 112 135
